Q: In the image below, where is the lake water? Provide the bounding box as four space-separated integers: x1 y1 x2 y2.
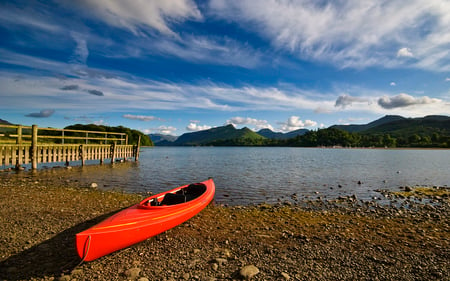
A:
3 147 450 205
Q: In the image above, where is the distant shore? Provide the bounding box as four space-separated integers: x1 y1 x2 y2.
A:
0 175 448 280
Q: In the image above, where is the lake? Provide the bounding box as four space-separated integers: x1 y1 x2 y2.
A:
3 147 450 205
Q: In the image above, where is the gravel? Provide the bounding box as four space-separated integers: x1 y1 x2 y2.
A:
0 174 449 280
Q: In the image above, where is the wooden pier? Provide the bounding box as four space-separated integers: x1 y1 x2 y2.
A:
0 124 140 170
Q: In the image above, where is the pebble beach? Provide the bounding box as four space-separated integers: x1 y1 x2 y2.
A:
0 173 449 280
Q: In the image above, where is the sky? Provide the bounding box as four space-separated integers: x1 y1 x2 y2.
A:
1 0 450 136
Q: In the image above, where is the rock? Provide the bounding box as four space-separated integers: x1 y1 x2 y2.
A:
239 265 260 280
58 275 71 281
281 272 290 280
211 263 219 271
71 269 83 276
182 272 190 280
215 258 227 266
124 267 141 279
90 182 98 189
138 278 149 281
405 186 413 192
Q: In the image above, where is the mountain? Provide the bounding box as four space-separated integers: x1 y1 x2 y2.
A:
331 115 406 132
361 115 450 136
0 118 12 125
159 124 266 146
257 128 309 139
149 134 178 145
332 115 450 137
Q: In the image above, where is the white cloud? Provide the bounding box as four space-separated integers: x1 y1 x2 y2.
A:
76 0 202 36
377 93 441 109
142 126 177 135
123 114 161 121
226 117 274 131
279 116 317 132
209 0 450 71
186 122 212 132
397 47 414 58
446 78 450 82
390 82 396 86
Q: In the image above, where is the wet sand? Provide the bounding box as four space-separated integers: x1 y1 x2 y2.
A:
0 174 448 280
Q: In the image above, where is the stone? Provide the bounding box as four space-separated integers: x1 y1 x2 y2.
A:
124 267 141 279
215 258 227 266
138 278 149 281
90 182 98 189
58 275 71 281
239 265 259 280
182 272 190 280
281 272 290 280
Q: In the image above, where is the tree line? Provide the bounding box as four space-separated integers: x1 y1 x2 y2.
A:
206 128 450 148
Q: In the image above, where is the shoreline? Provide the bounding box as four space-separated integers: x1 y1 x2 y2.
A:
0 177 449 280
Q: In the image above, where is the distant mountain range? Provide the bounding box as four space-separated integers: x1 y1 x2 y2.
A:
332 115 450 136
2 115 449 146
150 115 450 146
150 124 309 146
257 128 308 139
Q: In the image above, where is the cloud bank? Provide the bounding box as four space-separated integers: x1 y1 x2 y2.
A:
279 116 317 132
377 93 441 109
226 117 273 131
186 122 212 132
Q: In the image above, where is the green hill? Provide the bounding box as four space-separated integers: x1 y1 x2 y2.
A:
361 115 450 136
173 124 266 146
0 118 12 125
316 115 450 148
331 115 406 132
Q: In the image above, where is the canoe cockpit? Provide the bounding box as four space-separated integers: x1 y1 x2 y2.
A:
143 183 207 207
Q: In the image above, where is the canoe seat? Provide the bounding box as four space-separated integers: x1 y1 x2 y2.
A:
160 193 187 205
184 183 206 196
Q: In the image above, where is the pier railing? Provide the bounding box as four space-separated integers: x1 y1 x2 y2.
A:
0 124 140 169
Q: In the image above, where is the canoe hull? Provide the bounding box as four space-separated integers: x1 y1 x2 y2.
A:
76 179 215 261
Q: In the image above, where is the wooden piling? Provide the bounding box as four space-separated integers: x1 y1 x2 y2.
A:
135 136 141 161
31 125 38 170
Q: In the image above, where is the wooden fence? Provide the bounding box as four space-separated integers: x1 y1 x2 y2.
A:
0 124 140 169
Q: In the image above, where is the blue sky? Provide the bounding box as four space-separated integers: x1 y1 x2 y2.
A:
1 0 449 136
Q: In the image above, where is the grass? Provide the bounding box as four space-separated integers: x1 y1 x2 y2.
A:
390 186 450 199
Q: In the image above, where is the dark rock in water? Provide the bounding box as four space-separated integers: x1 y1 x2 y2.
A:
405 186 413 192
357 181 362 185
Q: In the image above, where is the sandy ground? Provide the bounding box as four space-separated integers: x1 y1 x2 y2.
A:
0 173 448 280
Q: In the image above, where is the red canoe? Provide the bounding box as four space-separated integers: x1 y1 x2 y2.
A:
76 178 215 261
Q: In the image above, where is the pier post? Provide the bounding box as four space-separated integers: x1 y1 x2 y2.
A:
80 145 85 166
31 125 38 169
110 143 116 164
134 136 141 162
16 125 22 145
